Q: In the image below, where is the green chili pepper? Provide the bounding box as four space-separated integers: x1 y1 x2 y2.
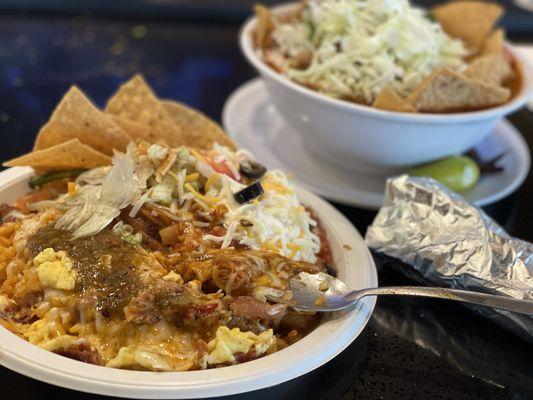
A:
409 156 480 192
29 169 86 189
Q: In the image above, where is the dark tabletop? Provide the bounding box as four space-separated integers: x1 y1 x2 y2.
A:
0 3 533 400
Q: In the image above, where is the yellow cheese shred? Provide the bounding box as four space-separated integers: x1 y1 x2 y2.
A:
184 183 220 204
67 182 77 196
205 173 220 191
185 173 200 182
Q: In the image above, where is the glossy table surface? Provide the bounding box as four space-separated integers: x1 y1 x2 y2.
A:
0 7 532 400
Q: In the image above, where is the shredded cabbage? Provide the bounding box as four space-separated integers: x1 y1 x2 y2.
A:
273 0 468 102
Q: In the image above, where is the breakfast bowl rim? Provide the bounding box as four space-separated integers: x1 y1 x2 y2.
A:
0 166 377 399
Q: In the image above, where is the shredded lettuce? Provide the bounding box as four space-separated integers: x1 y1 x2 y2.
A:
126 143 154 189
150 175 175 205
101 152 138 209
147 144 168 161
55 152 140 239
273 0 468 102
75 167 110 186
123 232 143 246
113 222 143 245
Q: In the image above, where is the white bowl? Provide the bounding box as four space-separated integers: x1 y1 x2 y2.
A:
0 166 377 399
239 3 533 173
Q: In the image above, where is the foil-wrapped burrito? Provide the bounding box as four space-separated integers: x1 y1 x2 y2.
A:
365 175 533 340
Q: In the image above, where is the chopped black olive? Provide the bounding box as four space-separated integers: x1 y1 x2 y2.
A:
240 218 253 227
239 160 267 179
234 182 264 204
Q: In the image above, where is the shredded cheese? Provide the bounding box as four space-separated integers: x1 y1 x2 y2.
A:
184 183 220 205
188 148 204 161
185 172 200 182
221 221 238 249
223 170 320 263
205 173 220 191
129 187 154 218
67 182 77 196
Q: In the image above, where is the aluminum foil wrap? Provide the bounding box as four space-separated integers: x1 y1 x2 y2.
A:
365 175 533 340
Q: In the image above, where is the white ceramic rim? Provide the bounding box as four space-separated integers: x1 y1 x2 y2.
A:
222 78 531 210
0 166 377 399
240 2 533 123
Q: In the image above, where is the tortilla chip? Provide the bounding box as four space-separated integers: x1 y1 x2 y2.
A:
263 48 290 73
278 1 307 24
107 114 154 143
372 88 417 112
482 28 505 55
406 68 510 112
105 74 179 145
433 1 503 53
33 86 131 156
254 4 275 50
465 53 514 86
4 139 111 171
162 100 237 150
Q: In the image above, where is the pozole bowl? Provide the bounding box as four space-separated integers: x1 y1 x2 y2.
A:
240 2 533 174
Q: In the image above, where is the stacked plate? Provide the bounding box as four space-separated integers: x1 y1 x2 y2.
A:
223 78 531 209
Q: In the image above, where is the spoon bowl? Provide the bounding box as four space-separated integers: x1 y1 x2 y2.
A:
290 272 533 314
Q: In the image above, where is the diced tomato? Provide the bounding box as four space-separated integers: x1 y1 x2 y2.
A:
15 189 54 213
204 153 240 181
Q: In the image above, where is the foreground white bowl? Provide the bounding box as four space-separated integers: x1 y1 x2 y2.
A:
240 3 533 173
0 166 377 399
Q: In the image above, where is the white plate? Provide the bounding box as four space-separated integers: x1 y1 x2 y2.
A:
223 79 531 210
0 166 377 399
515 45 533 112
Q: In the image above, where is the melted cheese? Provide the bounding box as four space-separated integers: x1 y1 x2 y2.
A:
23 307 81 352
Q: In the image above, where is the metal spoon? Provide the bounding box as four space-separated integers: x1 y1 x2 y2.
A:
289 272 533 314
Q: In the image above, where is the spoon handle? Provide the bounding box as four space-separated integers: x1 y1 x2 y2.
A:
346 286 533 314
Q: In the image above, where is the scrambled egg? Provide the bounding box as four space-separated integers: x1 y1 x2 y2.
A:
203 326 275 365
33 248 77 290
